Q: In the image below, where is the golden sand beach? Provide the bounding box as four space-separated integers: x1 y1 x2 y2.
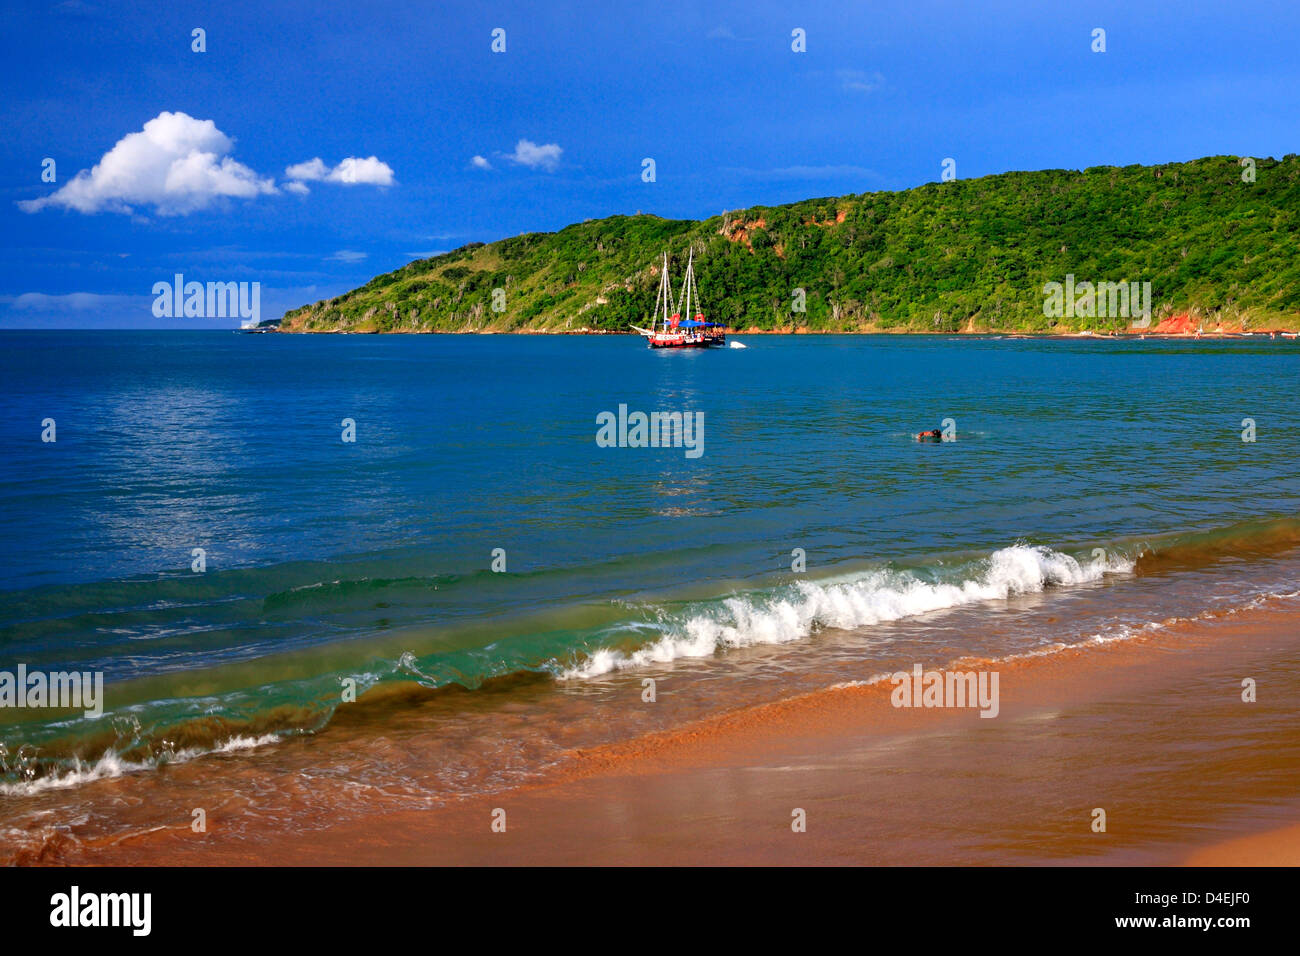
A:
32 599 1297 867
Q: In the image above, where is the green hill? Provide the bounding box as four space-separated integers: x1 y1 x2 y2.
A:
281 154 1300 334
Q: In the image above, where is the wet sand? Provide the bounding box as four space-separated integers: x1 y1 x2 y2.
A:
59 604 1300 866
1185 822 1300 866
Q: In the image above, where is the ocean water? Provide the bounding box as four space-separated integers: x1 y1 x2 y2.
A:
1 330 1298 850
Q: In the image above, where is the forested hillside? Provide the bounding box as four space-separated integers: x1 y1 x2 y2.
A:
280 154 1300 333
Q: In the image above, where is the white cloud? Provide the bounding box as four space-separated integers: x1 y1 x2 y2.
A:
2 284 346 329
326 250 367 263
285 158 329 181
284 181 310 196
506 139 562 171
838 69 885 94
19 111 276 216
286 155 394 186
470 155 492 170
705 26 753 41
725 164 883 181
707 26 736 39
333 156 394 185
10 292 136 310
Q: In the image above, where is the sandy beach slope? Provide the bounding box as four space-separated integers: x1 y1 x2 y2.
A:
52 602 1300 867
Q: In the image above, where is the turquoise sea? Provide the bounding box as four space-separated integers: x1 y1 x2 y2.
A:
1 331 1298 843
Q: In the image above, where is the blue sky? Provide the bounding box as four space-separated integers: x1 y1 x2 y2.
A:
2 0 1297 327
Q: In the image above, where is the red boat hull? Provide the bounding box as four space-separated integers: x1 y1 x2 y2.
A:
646 334 725 349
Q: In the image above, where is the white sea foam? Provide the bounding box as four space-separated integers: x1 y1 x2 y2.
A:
0 751 143 796
212 733 281 753
560 544 1133 679
0 733 281 796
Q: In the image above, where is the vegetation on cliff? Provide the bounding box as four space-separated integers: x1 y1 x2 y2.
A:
281 154 1300 333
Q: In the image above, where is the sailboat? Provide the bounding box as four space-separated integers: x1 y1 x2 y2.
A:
631 249 726 349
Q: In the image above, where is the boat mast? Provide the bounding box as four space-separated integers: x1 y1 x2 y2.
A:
661 252 671 333
679 247 694 329
653 251 673 334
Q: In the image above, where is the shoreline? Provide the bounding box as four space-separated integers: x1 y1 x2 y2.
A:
48 600 1300 866
13 327 1295 338
269 327 1300 338
271 307 1300 337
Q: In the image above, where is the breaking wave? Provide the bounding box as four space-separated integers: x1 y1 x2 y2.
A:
0 733 281 797
561 544 1133 678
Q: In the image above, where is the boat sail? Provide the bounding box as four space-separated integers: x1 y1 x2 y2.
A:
631 249 726 348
